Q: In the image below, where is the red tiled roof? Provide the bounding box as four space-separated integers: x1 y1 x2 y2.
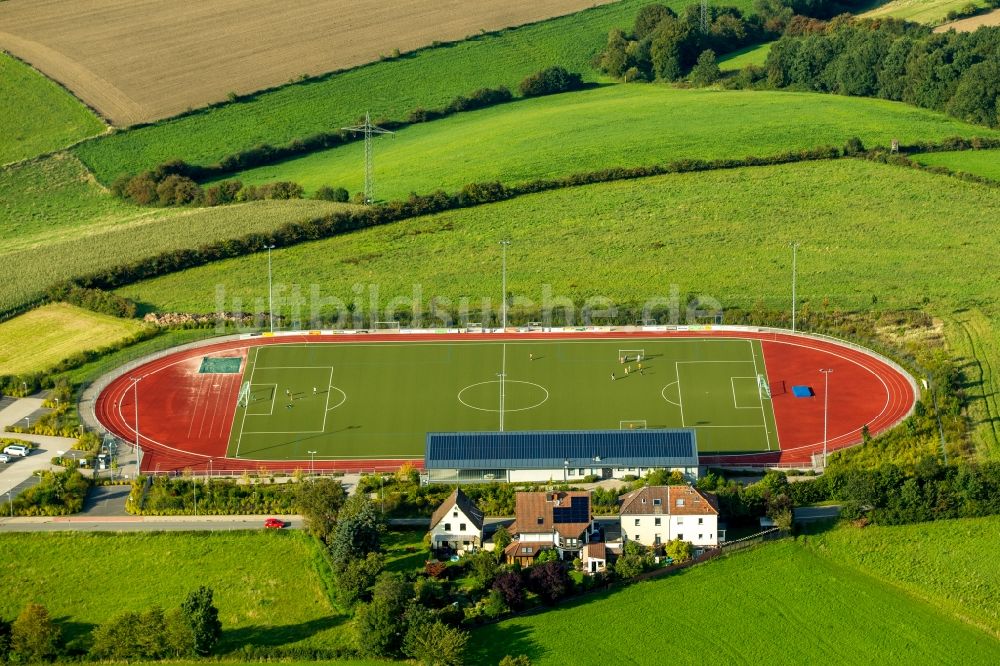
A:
618 485 719 516
504 541 551 558
512 491 591 539
584 542 606 560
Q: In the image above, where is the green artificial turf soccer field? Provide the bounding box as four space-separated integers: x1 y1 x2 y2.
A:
225 338 779 461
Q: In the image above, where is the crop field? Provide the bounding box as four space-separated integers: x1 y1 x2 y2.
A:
861 0 992 24
0 52 104 164
914 149 1000 182
0 531 348 652
0 0 617 127
469 535 1000 664
118 160 1000 319
804 516 1000 636
0 303 146 376
718 42 773 71
69 0 729 183
934 7 1000 31
215 84 1000 200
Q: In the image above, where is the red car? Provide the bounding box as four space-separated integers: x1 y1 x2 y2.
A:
264 518 286 529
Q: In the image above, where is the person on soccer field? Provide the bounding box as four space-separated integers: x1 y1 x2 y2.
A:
611 372 616 381
313 387 318 394
529 353 534 361
625 365 630 376
619 356 625 364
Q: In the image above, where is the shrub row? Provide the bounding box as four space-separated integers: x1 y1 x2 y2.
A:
46 282 137 318
128 475 300 515
9 469 90 516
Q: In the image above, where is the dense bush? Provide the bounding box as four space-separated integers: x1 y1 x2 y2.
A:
10 469 90 516
314 185 350 202
518 66 585 97
131 475 299 515
46 282 137 318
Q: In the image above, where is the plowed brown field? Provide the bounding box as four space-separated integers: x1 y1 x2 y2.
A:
0 0 613 126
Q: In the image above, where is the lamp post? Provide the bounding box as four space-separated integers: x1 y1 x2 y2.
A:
266 244 276 333
23 416 29 429
820 368 833 467
129 377 141 453
790 242 799 333
308 450 317 477
7 491 12 517
499 239 511 330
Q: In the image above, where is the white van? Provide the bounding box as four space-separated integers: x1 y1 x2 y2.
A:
2 444 29 457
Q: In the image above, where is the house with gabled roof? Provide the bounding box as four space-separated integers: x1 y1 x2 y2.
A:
618 485 721 548
504 490 599 565
428 488 484 555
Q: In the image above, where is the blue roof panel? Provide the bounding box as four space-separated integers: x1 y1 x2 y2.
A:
425 430 698 470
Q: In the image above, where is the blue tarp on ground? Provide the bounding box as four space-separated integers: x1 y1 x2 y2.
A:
792 385 814 398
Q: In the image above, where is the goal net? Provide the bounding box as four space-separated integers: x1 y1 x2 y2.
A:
373 321 400 331
237 381 251 408
527 321 544 331
466 322 484 333
617 349 645 364
619 419 648 430
757 374 771 400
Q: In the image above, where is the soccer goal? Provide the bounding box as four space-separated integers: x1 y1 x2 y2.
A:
466 322 484 333
526 321 544 331
237 381 251 408
619 419 648 430
617 349 645 364
757 374 771 400
373 321 400 331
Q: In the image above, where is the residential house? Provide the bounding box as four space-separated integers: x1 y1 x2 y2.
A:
428 488 484 554
504 490 598 565
618 485 720 548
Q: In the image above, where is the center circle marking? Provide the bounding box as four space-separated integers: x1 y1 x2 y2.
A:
457 380 549 412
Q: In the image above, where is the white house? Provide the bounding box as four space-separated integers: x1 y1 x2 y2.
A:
428 488 484 554
504 491 599 566
618 485 720 548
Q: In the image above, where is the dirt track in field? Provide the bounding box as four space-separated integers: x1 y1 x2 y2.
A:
934 8 1000 32
0 0 614 127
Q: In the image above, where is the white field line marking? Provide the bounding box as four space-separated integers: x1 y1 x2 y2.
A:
660 381 681 407
675 362 686 427
731 377 761 409
246 383 277 416
234 346 259 458
321 367 334 432
749 339 773 452
326 387 348 411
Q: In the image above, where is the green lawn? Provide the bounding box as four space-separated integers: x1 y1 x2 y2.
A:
914 149 1000 182
228 338 777 460
70 0 750 184
383 529 430 573
0 52 105 165
803 516 1000 636
0 303 147 375
211 84 999 201
718 42 773 71
860 0 991 24
0 531 349 653
469 533 1000 664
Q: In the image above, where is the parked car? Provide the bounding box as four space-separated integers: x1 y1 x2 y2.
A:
0 453 10 464
3 444 29 457
264 518 286 529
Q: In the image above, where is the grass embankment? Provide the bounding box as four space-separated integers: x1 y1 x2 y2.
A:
860 0 992 25
0 303 146 376
718 41 773 70
0 531 348 653
914 149 1000 181
0 52 105 164
213 84 1000 200
70 0 745 183
0 153 351 313
469 524 1000 664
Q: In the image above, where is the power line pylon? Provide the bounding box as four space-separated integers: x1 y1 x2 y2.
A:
700 0 710 33
342 111 394 205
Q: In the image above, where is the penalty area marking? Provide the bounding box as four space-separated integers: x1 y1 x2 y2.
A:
458 380 549 413
661 381 680 407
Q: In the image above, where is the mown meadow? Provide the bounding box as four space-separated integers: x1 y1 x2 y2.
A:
914 148 1000 181
0 531 349 653
718 41 773 70
215 84 1000 200
0 52 105 165
469 526 1000 664
70 0 754 183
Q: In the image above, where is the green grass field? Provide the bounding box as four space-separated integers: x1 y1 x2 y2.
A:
469 529 1000 664
860 0 991 24
70 0 750 183
0 531 348 652
210 84 1000 200
718 42 773 71
228 338 777 460
0 303 147 375
0 52 105 165
914 149 1000 182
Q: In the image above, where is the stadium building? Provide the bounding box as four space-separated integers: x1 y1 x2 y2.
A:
424 429 699 484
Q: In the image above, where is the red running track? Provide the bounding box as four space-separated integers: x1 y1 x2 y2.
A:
94 330 916 473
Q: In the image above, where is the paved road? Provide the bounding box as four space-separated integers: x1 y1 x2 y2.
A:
0 514 305 533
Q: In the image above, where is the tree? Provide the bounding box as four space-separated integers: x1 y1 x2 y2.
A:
633 4 676 39
164 607 197 657
492 525 512 559
467 550 500 590
295 478 347 544
180 586 221 656
0 617 11 662
338 552 385 605
526 561 569 603
354 573 414 657
500 656 532 666
518 66 585 97
403 620 467 666
493 571 526 609
690 49 721 87
614 540 654 579
90 607 175 660
600 29 631 78
665 538 693 563
11 603 61 662
329 493 384 568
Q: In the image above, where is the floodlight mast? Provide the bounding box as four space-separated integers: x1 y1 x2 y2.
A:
342 111 395 204
790 242 799 333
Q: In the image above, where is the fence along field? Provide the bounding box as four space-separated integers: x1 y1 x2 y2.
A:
215 84 1000 201
0 52 104 164
0 0 615 127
